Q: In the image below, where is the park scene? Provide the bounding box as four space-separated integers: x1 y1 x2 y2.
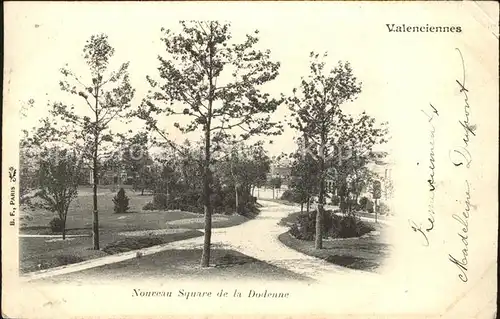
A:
18 20 394 283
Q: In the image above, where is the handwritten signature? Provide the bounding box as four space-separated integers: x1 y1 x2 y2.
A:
448 48 474 283
449 48 475 167
448 180 471 282
408 103 439 246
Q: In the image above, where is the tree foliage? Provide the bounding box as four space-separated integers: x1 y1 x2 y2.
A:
43 34 135 249
36 148 81 239
216 141 271 213
332 112 389 211
288 52 362 249
134 21 283 266
287 137 320 210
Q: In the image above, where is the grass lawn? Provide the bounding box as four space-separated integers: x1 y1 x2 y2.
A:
21 187 256 233
278 211 392 273
37 249 312 283
20 230 203 273
20 188 196 233
20 187 258 273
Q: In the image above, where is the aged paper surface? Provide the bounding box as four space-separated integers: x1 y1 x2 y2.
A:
2 1 498 318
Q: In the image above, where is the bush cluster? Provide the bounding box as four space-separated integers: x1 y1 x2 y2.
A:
331 196 340 206
143 187 258 217
280 189 303 203
357 196 391 214
142 202 157 211
49 217 64 233
289 210 374 241
113 188 130 214
378 202 390 215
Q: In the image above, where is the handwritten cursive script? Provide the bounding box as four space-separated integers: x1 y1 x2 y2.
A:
422 104 439 192
448 180 471 282
448 48 474 283
454 48 476 149
408 103 439 246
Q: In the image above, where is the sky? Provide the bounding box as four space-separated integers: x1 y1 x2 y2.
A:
3 1 497 160
4 2 402 159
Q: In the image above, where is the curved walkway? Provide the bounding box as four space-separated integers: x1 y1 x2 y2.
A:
170 201 378 282
23 201 380 283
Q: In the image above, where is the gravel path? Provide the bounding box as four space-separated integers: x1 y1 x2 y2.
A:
157 200 378 282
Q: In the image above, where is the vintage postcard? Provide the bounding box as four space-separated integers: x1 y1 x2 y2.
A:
2 1 498 318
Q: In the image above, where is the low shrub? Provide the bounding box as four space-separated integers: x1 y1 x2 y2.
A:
289 210 374 241
366 200 374 213
238 200 259 218
142 202 157 211
289 212 316 241
280 190 293 201
327 214 374 238
55 255 85 266
153 193 169 209
148 187 259 216
377 202 391 215
102 237 165 254
113 188 130 214
178 203 203 214
281 190 302 202
339 199 349 213
49 217 64 233
331 196 340 206
359 196 369 208
358 196 374 213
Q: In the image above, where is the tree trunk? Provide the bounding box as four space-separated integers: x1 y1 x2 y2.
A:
201 27 214 268
62 213 67 240
306 197 310 213
92 142 100 250
230 157 239 214
92 83 100 250
234 184 239 214
201 126 212 267
316 194 325 249
272 188 275 199
166 181 169 209
315 134 326 249
301 202 304 213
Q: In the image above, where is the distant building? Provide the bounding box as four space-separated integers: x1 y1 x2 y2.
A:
363 154 394 201
86 167 131 186
267 159 292 184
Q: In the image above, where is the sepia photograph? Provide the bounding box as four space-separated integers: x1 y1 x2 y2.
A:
2 1 498 318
